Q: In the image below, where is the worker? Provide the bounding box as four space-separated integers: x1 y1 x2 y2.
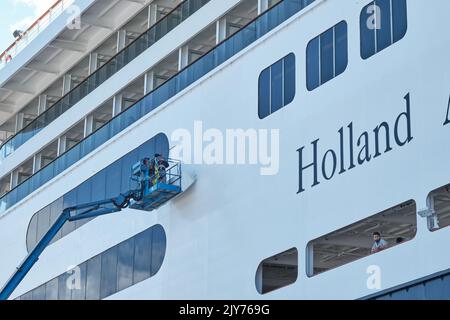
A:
371 231 388 253
139 157 151 191
13 30 24 39
150 153 169 185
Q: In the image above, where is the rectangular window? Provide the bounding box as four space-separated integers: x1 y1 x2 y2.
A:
360 0 407 59
75 180 92 229
151 225 166 276
307 21 348 91
31 284 46 300
133 228 152 284
58 272 72 300
307 200 417 277
45 277 59 300
117 237 135 291
71 263 87 300
105 160 122 199
100 246 118 299
85 255 101 300
258 53 296 119
62 189 77 237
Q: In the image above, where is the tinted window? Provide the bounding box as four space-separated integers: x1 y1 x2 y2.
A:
133 228 152 284
45 277 58 300
31 284 46 300
71 263 87 300
117 238 135 291
100 247 118 299
258 53 296 119
86 255 102 300
58 272 72 300
151 225 166 275
19 225 166 300
307 21 348 91
360 0 408 59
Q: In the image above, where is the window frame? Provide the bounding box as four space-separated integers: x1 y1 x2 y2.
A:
306 20 348 91
258 53 296 119
360 0 408 60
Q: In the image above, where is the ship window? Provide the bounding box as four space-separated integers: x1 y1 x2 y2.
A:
117 237 135 291
306 21 348 91
133 228 153 284
0 175 10 198
45 278 58 300
256 248 298 294
427 184 450 232
58 270 72 300
100 246 118 299
306 200 417 277
86 255 102 300
31 284 46 300
258 53 296 119
71 263 87 300
360 0 407 59
75 180 92 230
151 224 166 276
18 224 166 300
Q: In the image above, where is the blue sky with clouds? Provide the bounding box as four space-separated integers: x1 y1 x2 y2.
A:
0 0 56 53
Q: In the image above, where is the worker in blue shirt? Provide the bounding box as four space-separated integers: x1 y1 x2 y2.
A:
371 232 388 253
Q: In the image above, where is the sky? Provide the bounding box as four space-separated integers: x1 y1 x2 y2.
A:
0 0 56 54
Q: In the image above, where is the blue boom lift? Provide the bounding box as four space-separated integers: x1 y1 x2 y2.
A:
0 157 182 300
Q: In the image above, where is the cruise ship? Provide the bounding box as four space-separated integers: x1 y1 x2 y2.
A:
0 0 449 300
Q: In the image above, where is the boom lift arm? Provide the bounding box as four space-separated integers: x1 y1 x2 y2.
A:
0 157 184 300
0 190 141 300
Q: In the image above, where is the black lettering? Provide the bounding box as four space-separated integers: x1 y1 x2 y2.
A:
338 127 346 174
348 122 356 170
297 139 320 194
373 122 392 158
357 131 371 165
394 93 413 146
445 96 450 126
322 149 337 180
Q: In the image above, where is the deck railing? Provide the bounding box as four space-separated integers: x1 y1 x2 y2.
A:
0 0 75 70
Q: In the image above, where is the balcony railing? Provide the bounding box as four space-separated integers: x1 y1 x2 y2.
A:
0 0 75 70
0 0 211 160
0 0 316 214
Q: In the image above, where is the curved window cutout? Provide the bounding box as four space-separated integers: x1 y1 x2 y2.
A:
256 248 298 294
26 133 169 252
427 184 450 232
18 224 166 300
306 200 417 277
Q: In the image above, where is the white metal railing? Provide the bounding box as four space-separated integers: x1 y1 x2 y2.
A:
0 0 75 70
